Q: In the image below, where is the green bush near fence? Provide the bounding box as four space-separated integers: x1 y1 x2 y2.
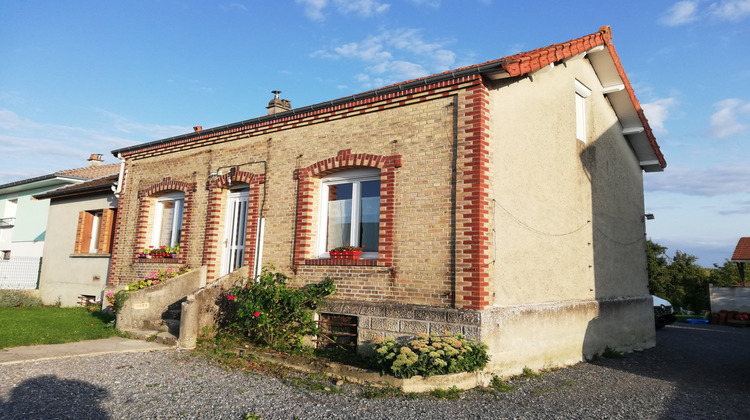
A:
0 290 43 307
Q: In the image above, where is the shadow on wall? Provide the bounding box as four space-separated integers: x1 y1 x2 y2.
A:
580 121 655 359
0 375 110 418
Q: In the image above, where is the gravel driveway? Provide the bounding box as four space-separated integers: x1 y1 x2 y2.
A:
1 323 748 419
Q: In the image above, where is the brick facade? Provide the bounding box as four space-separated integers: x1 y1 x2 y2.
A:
109 75 493 312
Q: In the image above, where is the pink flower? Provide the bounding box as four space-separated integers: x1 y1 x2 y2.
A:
228 295 235 301
253 311 261 317
246 286 250 290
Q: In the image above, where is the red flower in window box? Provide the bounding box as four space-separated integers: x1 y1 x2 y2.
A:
329 245 363 259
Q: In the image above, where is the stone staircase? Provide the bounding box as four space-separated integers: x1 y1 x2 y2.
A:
121 297 185 346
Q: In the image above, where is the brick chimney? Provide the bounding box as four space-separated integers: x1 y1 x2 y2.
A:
87 153 103 167
266 90 291 115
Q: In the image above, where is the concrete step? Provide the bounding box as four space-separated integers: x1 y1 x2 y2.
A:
163 318 181 336
162 308 182 320
121 329 178 346
167 297 187 311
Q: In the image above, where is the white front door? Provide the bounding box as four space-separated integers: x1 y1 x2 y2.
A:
221 188 249 276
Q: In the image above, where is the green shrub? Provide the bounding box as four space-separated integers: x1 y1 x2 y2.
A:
221 267 336 351
126 267 189 291
0 290 43 307
371 332 490 379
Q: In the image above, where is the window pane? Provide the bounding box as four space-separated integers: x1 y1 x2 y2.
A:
360 180 380 252
158 201 175 246
172 199 183 246
327 183 352 250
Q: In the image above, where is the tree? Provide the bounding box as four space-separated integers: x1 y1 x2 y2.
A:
709 260 743 287
646 240 711 314
646 240 683 307
669 251 710 313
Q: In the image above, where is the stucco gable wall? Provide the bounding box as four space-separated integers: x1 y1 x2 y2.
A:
39 193 116 306
482 56 654 372
487 56 648 305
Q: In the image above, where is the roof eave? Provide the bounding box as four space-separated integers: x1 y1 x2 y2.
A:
33 182 117 200
110 61 510 157
0 175 89 195
585 42 666 172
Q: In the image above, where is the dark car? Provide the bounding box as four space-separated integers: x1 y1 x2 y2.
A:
653 295 677 328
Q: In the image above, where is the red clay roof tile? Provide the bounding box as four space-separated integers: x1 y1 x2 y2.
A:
56 163 120 179
731 237 750 261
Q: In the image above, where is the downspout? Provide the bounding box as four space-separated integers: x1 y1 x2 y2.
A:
113 153 126 197
450 95 459 308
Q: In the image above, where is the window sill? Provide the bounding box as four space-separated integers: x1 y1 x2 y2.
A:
304 258 378 266
70 253 111 258
134 257 185 264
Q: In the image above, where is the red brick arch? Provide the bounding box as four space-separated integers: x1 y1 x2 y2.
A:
134 177 197 261
293 149 401 266
204 168 265 281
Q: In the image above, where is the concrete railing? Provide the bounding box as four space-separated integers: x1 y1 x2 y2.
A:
115 266 207 332
178 266 249 349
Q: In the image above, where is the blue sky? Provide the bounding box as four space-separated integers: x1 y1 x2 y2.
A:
1 0 748 267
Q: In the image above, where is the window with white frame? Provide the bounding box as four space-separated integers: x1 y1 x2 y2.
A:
317 168 380 259
575 79 591 142
151 192 184 248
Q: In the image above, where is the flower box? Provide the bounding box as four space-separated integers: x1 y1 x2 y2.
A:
329 250 362 260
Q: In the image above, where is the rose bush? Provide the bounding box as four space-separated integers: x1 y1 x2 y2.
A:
221 266 336 351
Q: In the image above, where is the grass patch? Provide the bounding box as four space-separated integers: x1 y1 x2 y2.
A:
490 375 517 392
602 347 625 359
0 306 116 349
430 386 462 400
520 366 542 379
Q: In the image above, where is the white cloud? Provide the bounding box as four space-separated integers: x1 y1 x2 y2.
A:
296 0 328 21
660 1 700 26
334 0 390 16
642 97 677 135
708 98 750 139
318 28 458 89
660 0 750 25
334 38 392 61
409 0 441 7
0 109 190 184
296 0 389 20
645 165 750 196
221 3 248 12
719 199 750 215
709 0 750 20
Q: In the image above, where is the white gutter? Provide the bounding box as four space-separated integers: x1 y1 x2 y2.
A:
114 153 126 197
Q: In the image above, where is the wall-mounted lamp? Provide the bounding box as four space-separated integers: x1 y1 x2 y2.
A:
644 213 654 220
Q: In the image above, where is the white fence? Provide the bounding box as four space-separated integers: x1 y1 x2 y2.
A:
0 256 42 289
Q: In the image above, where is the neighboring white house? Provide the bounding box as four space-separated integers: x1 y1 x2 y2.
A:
0 155 119 290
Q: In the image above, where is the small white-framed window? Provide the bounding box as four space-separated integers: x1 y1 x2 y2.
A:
575 79 591 143
151 192 184 248
317 168 381 259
